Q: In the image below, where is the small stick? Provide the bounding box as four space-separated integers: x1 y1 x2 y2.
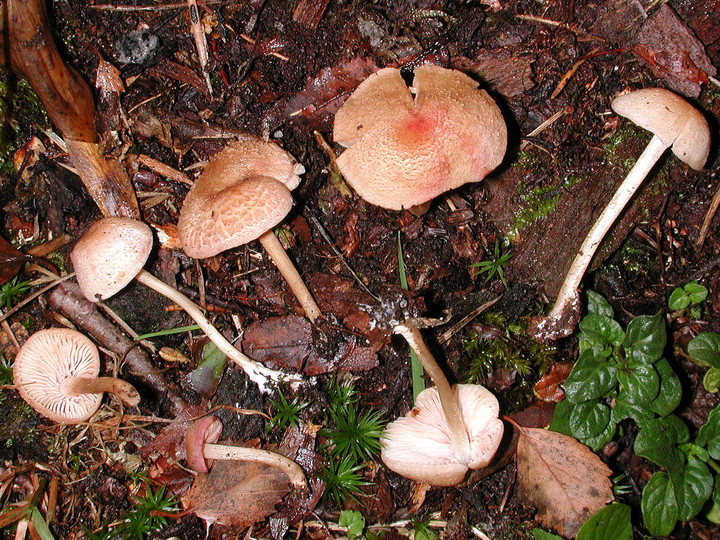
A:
696 182 720 250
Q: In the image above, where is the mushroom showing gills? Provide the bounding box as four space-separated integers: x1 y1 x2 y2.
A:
13 328 140 423
333 65 507 211
71 217 296 392
530 88 711 341
185 416 307 490
178 137 321 322
381 321 504 486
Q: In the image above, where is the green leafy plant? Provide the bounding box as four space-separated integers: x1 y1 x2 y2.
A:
339 509 366 539
322 404 385 463
410 515 437 540
266 387 308 433
319 456 369 506
687 331 720 393
553 291 720 536
576 503 632 540
113 483 179 539
0 276 31 310
470 240 512 287
0 355 12 385
668 280 707 318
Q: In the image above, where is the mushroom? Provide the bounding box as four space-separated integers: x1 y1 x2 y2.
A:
70 217 297 392
530 88 711 341
12 328 140 423
332 65 507 211
380 321 504 486
184 416 307 490
177 137 321 323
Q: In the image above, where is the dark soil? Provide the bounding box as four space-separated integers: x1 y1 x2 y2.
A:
1 0 720 538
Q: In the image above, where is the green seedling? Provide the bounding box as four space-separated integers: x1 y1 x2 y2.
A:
687 331 720 393
266 387 308 432
113 483 179 539
410 515 437 540
668 280 708 319
0 355 12 385
319 456 369 506
338 509 366 539
322 403 385 463
470 240 512 287
134 323 201 340
0 276 31 310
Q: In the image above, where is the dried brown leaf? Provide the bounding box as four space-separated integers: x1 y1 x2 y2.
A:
183 459 291 527
0 235 31 286
516 426 613 538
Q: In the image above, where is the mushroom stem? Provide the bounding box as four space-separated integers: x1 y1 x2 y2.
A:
63 376 140 407
134 270 299 392
542 134 670 336
258 230 322 323
202 443 307 490
393 321 471 463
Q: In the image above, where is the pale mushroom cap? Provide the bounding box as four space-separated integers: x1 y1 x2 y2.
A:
71 217 153 302
611 88 710 170
333 65 507 210
13 328 102 423
179 175 294 259
380 384 504 486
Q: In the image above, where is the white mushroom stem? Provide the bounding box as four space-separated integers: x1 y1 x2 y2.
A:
393 321 471 464
545 134 670 334
134 270 299 392
202 443 307 490
63 376 140 407
258 230 322 323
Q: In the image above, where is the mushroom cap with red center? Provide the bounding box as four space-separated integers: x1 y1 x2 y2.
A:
71 217 154 302
333 65 507 210
13 328 103 423
178 137 303 259
380 384 504 486
611 88 710 170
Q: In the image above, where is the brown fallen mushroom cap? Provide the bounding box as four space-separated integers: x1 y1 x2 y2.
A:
611 88 710 170
13 328 140 423
333 65 507 210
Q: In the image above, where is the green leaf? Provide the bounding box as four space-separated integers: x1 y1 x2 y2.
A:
642 471 678 537
549 398 573 436
532 528 564 540
580 417 617 452
623 314 666 364
704 367 720 393
564 348 618 403
611 398 654 427
577 503 632 540
697 403 720 460
668 287 691 311
677 456 713 521
580 314 625 348
649 358 682 416
29 507 55 540
634 415 688 471
688 332 720 368
339 510 365 539
569 400 611 439
684 281 708 304
617 363 659 405
586 290 614 318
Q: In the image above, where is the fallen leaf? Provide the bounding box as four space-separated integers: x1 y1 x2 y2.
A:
242 315 312 371
182 459 292 527
534 362 575 402
516 425 613 538
0 235 32 286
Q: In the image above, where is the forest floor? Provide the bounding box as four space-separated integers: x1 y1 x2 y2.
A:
1 0 720 538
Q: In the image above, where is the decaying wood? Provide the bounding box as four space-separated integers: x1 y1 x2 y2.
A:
47 281 187 417
7 0 140 219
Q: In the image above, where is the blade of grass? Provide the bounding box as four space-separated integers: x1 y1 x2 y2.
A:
397 231 425 400
135 324 201 340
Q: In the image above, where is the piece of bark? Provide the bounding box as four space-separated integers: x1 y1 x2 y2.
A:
47 281 187 417
7 0 139 218
292 0 330 30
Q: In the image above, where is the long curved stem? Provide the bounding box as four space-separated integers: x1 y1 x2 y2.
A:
394 321 471 463
135 270 300 392
64 376 140 406
258 230 322 323
203 443 307 490
535 135 669 340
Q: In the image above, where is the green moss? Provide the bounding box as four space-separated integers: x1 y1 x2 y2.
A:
602 124 642 170
508 185 562 240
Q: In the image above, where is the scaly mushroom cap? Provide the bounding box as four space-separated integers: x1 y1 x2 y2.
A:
380 384 504 486
13 328 102 423
178 137 303 259
179 175 294 259
333 65 507 210
71 217 153 302
611 88 710 170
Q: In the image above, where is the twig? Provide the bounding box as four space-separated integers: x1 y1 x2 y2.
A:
696 182 720 250
138 154 194 186
187 0 213 95
0 272 76 324
520 108 570 151
437 296 501 344
551 48 599 99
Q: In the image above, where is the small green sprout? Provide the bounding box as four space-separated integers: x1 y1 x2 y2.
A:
114 484 178 539
470 241 512 287
266 387 308 432
319 456 369 505
0 276 31 310
322 404 385 463
668 280 708 319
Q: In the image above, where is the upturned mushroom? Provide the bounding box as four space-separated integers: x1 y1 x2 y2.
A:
184 416 307 490
13 328 140 423
177 137 321 323
333 65 507 211
70 217 297 392
530 88 711 341
381 321 504 486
